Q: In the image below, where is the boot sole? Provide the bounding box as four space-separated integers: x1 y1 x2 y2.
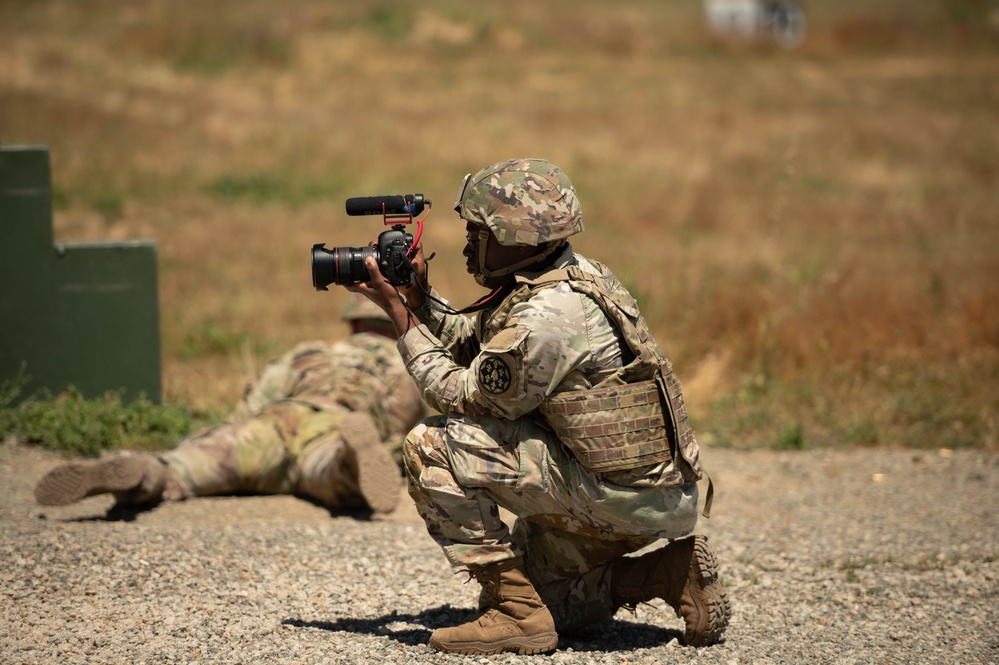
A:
681 535 732 647
34 456 146 506
340 412 401 514
430 631 558 655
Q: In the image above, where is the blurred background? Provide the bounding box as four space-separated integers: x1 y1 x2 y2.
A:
2 0 997 450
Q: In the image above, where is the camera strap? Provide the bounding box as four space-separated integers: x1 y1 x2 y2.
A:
422 281 515 316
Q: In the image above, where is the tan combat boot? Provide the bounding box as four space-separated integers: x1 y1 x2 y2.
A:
430 557 558 655
611 534 731 647
339 412 401 514
34 452 166 506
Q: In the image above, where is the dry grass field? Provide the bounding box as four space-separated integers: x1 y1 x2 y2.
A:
2 0 997 450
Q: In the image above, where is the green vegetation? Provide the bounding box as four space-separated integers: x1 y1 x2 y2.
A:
204 172 340 208
87 188 126 224
706 359 997 451
1 374 196 457
363 5 418 44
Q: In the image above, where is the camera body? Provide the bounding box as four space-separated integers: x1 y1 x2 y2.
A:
311 228 414 289
311 194 428 290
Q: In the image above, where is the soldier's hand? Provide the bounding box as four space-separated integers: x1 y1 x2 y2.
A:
397 242 429 310
345 256 421 335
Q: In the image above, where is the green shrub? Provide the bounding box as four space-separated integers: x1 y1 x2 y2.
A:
89 188 125 223
364 5 417 44
774 422 809 451
0 377 195 457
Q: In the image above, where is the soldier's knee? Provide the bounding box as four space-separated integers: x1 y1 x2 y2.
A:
402 423 427 473
402 417 449 478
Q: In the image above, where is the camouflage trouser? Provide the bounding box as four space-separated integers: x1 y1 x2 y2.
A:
160 402 366 510
402 413 699 631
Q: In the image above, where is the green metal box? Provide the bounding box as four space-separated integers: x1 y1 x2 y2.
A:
0 145 162 403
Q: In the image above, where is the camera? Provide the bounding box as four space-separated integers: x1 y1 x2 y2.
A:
312 194 429 290
312 227 414 288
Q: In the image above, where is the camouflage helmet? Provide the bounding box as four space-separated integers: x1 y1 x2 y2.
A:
340 293 390 323
454 158 583 247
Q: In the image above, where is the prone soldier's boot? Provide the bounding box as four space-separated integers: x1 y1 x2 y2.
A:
339 412 401 514
430 557 558 655
34 453 167 507
611 534 731 647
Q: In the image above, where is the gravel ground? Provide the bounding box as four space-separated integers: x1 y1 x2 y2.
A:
2 438 997 665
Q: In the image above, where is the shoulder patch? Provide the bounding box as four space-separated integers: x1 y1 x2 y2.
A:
478 356 512 394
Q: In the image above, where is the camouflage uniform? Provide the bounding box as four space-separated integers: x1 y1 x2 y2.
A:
35 295 427 513
397 159 710 632
156 332 426 509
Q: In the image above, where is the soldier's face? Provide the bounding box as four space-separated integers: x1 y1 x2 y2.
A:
463 221 541 288
463 222 483 271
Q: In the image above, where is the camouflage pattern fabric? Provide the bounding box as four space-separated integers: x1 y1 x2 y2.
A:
397 245 703 624
404 245 700 484
403 413 698 629
511 518 646 631
501 260 703 478
455 158 583 247
159 332 425 507
403 246 621 420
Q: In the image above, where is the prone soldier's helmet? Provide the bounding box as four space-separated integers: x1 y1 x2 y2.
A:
454 158 584 247
340 293 390 323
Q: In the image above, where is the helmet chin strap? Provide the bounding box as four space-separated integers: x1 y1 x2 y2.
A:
473 230 564 286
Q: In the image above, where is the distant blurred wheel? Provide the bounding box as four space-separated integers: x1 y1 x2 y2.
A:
771 1 806 49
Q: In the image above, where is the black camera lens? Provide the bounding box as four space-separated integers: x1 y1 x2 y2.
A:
312 244 378 290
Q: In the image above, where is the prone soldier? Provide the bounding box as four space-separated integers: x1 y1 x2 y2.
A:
34 294 427 514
